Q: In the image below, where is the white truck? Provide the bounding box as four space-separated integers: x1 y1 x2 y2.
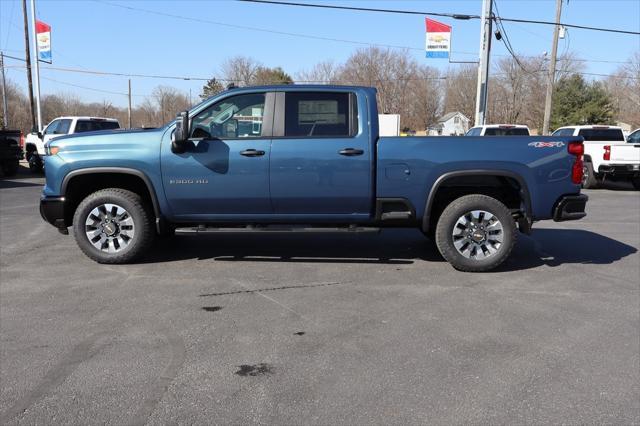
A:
25 116 120 172
465 124 531 136
552 125 640 189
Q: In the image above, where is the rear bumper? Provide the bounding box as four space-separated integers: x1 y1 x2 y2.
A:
40 195 68 234
553 194 588 222
598 163 640 177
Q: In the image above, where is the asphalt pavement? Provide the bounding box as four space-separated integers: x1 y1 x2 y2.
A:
1 164 639 425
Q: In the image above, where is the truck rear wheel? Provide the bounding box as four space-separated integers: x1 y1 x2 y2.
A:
581 162 599 189
435 194 516 272
72 188 154 264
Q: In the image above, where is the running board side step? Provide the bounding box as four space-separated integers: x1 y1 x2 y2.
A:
175 225 381 234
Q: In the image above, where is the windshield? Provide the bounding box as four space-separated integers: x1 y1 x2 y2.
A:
484 128 530 136
578 128 624 141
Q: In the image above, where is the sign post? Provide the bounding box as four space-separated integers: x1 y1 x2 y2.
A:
425 18 451 59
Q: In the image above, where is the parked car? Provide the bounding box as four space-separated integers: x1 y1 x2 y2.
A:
0 129 24 177
25 116 120 172
465 124 531 136
552 125 640 189
40 85 588 271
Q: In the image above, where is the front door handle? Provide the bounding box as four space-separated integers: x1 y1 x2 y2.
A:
339 148 364 156
240 149 266 157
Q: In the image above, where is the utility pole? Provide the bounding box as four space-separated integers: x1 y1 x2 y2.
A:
29 0 42 132
22 0 36 131
542 0 563 135
128 79 132 128
474 0 493 126
1 53 8 128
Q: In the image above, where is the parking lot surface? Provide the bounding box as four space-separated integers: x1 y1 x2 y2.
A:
1 165 639 424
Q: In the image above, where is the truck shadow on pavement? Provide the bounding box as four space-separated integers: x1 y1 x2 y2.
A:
145 228 637 271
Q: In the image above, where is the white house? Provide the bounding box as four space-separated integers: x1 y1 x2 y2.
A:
427 112 471 136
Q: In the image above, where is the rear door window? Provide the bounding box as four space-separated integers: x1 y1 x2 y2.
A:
552 128 575 137
284 92 357 137
75 120 120 133
578 128 625 141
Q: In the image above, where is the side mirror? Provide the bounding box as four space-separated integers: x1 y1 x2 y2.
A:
172 111 189 153
37 131 43 139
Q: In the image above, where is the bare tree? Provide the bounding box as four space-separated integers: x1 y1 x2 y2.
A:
222 56 260 87
152 85 190 124
296 60 342 84
443 65 477 123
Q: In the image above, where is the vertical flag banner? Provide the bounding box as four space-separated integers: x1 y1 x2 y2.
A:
36 20 52 63
425 18 451 59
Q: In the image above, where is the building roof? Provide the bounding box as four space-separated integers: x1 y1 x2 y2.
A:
438 112 470 123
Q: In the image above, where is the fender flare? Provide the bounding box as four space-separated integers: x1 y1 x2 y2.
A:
421 169 533 233
61 167 162 224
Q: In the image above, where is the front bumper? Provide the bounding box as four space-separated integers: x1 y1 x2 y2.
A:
598 164 640 177
553 194 588 222
40 195 68 234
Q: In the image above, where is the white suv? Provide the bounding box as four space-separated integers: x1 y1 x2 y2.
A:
25 116 120 172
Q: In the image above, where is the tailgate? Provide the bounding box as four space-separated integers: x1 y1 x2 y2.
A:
611 143 640 164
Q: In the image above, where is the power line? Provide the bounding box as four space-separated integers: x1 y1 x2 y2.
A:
241 0 640 35
93 0 428 54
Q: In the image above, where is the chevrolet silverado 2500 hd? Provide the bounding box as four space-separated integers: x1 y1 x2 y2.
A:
552 125 640 189
40 86 588 271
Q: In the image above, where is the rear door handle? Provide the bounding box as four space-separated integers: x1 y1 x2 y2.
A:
339 148 364 156
240 149 266 157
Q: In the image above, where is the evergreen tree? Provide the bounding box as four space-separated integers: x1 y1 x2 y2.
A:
551 74 614 129
200 78 224 100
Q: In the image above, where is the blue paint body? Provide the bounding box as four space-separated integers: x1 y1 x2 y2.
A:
43 85 582 227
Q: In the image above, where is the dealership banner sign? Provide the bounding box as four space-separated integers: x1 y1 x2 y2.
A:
36 20 52 63
425 18 451 59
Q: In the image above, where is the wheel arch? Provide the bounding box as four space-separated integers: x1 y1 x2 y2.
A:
61 167 163 232
421 169 532 233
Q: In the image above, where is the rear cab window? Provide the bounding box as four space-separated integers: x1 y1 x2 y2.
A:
578 128 625 142
284 92 358 137
484 127 530 136
465 127 481 136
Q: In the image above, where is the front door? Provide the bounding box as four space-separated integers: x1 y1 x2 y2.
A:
269 91 372 220
161 92 274 218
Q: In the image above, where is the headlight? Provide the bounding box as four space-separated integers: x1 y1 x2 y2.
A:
44 144 60 156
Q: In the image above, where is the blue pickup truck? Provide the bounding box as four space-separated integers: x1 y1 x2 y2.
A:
40 85 587 271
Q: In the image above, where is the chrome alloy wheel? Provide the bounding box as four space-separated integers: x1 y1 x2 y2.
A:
582 164 589 185
451 210 504 260
84 203 135 253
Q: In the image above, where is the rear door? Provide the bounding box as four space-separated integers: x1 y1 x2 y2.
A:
269 91 372 219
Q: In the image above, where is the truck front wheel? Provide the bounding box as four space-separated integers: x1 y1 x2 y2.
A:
72 188 155 264
435 194 517 272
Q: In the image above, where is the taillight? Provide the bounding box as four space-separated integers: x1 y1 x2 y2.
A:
603 145 611 161
569 141 584 185
19 132 25 149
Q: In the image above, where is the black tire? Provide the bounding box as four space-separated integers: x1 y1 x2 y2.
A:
581 162 599 189
1 160 19 177
28 153 43 173
72 188 155 264
632 177 640 191
435 194 517 272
